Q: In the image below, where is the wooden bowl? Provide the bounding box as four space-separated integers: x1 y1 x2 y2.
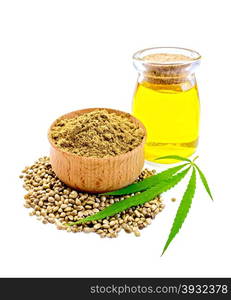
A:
48 108 146 193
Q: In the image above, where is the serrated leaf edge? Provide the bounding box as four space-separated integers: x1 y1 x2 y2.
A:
194 164 213 200
161 167 196 255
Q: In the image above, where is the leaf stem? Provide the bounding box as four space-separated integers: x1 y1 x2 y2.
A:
193 155 199 162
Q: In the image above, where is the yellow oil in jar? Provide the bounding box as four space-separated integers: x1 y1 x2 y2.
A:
132 80 200 164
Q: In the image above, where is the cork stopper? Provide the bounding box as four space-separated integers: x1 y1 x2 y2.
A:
143 53 192 64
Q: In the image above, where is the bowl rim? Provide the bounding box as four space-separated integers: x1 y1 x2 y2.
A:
48 107 147 161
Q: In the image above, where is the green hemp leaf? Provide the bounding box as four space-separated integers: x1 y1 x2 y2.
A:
162 168 196 255
68 167 190 225
67 155 213 255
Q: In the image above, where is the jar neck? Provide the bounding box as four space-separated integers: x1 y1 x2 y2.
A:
138 72 196 90
133 47 201 90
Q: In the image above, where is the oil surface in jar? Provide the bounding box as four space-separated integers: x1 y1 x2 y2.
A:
132 80 200 164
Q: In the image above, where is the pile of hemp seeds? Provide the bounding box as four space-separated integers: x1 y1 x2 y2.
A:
20 157 165 238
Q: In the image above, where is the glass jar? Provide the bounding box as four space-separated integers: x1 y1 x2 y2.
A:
132 47 201 164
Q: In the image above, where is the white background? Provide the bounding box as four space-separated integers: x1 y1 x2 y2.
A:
0 0 230 277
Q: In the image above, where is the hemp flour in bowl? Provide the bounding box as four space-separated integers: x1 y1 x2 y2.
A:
50 109 144 158
48 108 146 193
